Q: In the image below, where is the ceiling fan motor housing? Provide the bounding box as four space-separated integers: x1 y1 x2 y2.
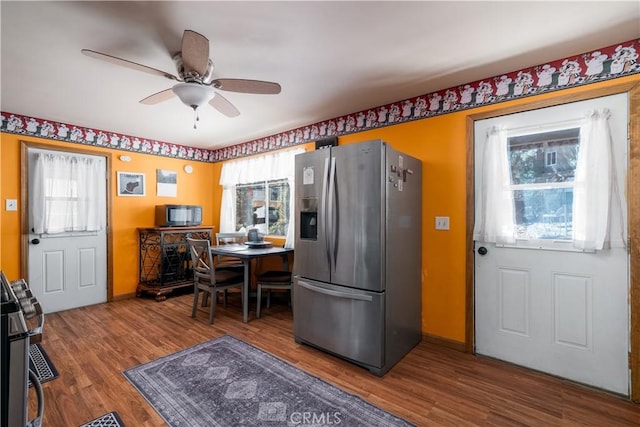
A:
173 53 214 84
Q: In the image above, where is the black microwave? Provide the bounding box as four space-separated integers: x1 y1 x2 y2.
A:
155 204 203 227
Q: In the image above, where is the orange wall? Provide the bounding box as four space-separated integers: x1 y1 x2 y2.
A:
0 135 215 297
333 117 468 340
1 74 637 343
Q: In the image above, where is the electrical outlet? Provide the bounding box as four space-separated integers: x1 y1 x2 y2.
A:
5 199 17 211
435 216 449 230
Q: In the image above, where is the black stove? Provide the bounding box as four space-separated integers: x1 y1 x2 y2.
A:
1 271 45 427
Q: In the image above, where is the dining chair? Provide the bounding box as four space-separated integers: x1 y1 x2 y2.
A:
214 232 246 271
255 256 292 319
186 238 244 324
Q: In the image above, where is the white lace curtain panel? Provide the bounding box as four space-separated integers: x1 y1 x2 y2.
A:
572 109 624 250
219 148 304 248
473 126 516 245
32 153 106 234
473 108 623 251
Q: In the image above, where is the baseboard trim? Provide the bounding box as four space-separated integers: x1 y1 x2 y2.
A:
112 292 136 302
423 333 466 353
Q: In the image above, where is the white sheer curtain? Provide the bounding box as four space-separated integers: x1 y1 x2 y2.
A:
473 126 516 244
32 153 106 234
573 108 622 250
219 148 304 248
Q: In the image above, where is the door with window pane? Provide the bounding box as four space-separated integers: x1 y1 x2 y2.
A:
27 148 107 313
474 93 629 395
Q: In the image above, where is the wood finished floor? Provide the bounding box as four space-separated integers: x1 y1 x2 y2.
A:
29 292 640 426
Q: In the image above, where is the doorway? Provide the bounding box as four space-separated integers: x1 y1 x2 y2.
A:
20 143 112 313
466 85 639 398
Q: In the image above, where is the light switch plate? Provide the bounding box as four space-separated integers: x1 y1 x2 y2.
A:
435 216 450 230
6 199 18 211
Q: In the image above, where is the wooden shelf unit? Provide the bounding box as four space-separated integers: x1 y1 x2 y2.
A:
137 226 213 301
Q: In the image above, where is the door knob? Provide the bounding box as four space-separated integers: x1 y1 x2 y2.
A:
31 238 40 245
477 246 488 255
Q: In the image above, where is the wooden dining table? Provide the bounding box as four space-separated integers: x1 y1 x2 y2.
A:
210 244 293 323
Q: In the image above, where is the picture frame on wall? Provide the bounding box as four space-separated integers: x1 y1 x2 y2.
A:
117 172 145 197
156 169 177 197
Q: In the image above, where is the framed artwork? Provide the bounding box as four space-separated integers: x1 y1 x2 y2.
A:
157 169 177 197
117 172 145 197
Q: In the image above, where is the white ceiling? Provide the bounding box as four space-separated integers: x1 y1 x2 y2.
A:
2 1 639 150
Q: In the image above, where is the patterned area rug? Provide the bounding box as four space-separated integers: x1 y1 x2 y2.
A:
79 411 125 427
29 343 59 387
124 335 413 426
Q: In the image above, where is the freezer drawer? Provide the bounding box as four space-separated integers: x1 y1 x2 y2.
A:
293 277 384 369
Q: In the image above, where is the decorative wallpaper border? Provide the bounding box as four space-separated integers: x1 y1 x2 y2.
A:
0 112 217 163
2 39 638 163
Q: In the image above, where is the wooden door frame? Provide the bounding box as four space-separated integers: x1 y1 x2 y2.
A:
19 141 115 303
464 81 640 402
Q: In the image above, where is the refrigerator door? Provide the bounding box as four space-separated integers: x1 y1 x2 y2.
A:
384 145 423 368
294 149 331 282
293 277 384 369
331 141 385 291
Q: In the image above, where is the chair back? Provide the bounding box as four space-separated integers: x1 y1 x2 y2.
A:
186 238 216 285
215 232 245 246
214 232 245 265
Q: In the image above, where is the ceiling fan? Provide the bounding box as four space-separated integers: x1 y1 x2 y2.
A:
81 30 281 128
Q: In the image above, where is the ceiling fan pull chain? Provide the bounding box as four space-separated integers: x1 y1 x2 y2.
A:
192 106 198 129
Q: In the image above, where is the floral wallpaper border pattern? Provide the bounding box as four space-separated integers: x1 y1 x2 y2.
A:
2 39 638 163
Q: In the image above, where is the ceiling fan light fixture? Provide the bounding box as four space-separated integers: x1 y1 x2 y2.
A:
172 82 214 109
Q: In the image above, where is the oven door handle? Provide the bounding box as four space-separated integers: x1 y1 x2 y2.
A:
27 369 44 427
27 301 45 343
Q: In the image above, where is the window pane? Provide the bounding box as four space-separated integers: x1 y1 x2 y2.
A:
508 128 579 241
508 128 579 184
514 188 573 240
236 183 265 231
235 179 290 236
268 181 290 236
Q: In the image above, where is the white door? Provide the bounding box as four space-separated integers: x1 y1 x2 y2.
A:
474 94 629 395
27 148 108 313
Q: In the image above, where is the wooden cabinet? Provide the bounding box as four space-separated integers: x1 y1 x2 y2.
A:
137 226 213 301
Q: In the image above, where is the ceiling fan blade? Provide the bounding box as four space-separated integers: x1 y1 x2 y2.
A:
140 88 176 105
209 92 240 117
181 30 209 76
81 49 178 81
212 79 281 94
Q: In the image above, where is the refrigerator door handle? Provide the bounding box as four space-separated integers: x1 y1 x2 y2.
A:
321 157 331 265
298 280 373 301
327 156 337 269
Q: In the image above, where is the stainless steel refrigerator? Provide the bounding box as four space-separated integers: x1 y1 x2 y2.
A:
293 139 422 376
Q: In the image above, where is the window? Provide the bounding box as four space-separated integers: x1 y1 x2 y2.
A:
44 176 83 231
219 147 303 248
508 128 579 240
32 152 106 235
235 179 290 236
545 150 557 166
475 96 625 251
